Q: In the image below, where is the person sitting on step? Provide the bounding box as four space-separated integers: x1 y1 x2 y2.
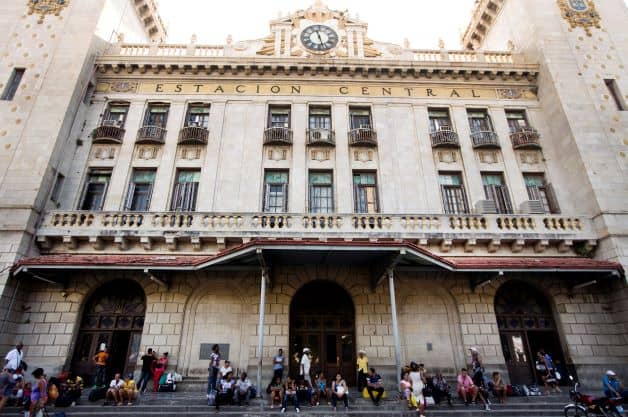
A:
105 373 124 406
366 367 385 405
281 377 300 413
215 371 235 410
235 372 253 406
331 372 348 411
122 373 138 406
267 375 283 409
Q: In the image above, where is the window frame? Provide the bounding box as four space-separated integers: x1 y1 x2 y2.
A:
308 106 332 130
438 172 470 214
78 169 112 211
1 68 25 101
352 171 379 213
102 102 130 127
184 102 211 128
467 108 493 133
308 170 334 214
523 173 561 214
428 108 453 132
170 169 200 212
263 170 289 213
348 107 373 130
505 109 530 132
481 172 514 214
124 169 157 211
267 105 291 129
143 102 170 128
604 79 627 111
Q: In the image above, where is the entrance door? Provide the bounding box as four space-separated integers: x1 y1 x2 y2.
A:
290 281 355 384
71 280 146 382
495 281 570 385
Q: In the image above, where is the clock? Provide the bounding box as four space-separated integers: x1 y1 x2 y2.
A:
300 25 339 52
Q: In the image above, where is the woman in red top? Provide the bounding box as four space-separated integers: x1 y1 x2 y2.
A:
153 352 168 391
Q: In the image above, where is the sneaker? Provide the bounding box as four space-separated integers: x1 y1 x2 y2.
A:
280 407 286 413
333 406 336 411
296 408 300 413
485 404 491 411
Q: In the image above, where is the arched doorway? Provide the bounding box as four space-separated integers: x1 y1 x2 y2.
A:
71 280 146 382
289 281 355 384
495 281 567 385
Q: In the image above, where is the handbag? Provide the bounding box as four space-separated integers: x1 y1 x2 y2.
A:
554 371 561 380
425 396 435 406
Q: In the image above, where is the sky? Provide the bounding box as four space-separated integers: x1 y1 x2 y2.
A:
157 0 478 50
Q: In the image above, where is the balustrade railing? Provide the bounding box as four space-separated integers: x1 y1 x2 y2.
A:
348 127 378 147
510 127 541 149
470 131 500 148
137 125 167 144
263 127 293 145
430 129 460 147
92 125 125 144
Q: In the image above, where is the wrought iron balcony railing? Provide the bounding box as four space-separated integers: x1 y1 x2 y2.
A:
178 126 209 145
263 127 293 145
348 127 377 147
136 125 167 144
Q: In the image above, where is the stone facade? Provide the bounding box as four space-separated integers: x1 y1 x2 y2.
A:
0 0 626 391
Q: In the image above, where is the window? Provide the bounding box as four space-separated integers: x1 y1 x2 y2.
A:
428 108 453 132
524 173 560 214
50 172 65 204
353 172 378 213
268 106 291 128
125 169 156 211
102 103 129 127
467 109 493 133
170 170 200 211
80 170 111 210
185 103 210 128
505 110 529 132
309 171 334 213
263 171 289 212
482 173 513 214
83 82 95 105
604 79 627 111
439 173 469 214
144 103 170 127
349 107 372 130
309 107 331 129
1 68 25 101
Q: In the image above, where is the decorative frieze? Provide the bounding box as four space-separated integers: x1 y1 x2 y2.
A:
90 145 117 161
135 145 161 161
353 149 374 163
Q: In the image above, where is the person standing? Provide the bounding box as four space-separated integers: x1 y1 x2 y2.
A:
29 368 48 417
356 349 368 393
153 352 168 392
92 347 108 388
273 348 285 381
208 344 221 394
0 368 12 413
138 348 155 393
300 348 312 383
4 343 24 374
409 362 426 417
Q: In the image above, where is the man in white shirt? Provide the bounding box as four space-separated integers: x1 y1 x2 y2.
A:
4 343 23 373
235 372 252 405
300 348 312 383
105 373 125 405
219 360 233 379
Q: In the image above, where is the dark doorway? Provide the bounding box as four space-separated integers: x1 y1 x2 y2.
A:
71 280 145 383
495 281 569 385
289 281 356 384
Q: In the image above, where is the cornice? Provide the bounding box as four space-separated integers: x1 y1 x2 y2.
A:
461 0 505 51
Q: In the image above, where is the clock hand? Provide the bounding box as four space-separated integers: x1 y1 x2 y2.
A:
316 31 324 45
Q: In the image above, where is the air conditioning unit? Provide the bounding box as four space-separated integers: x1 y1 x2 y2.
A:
475 199 498 214
520 200 545 214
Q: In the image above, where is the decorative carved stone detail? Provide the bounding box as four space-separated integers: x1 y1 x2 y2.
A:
110 81 138 93
140 236 153 251
179 146 202 160
268 148 288 161
89 236 103 250
27 0 69 23
437 150 457 164
136 145 160 160
440 239 452 253
497 88 537 100
91 145 117 160
353 149 374 163
478 151 499 164
557 0 601 36
464 239 477 253
488 239 501 253
519 151 540 165
311 149 331 162
534 239 549 253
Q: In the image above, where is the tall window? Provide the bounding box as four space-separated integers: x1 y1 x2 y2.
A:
524 173 560 214
185 103 210 128
349 108 372 130
482 173 513 214
505 110 530 132
263 171 289 212
353 172 378 213
604 79 627 111
309 107 331 129
1 68 25 101
467 109 493 133
144 103 170 127
268 106 291 128
102 103 129 127
80 170 111 210
170 170 200 211
50 172 65 204
428 108 453 132
439 173 469 214
125 170 156 211
309 171 334 213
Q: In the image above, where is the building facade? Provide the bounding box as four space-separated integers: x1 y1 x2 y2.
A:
0 0 626 389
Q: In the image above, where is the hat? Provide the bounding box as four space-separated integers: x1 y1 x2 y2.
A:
358 349 366 354
469 347 478 352
303 348 311 353
606 370 616 376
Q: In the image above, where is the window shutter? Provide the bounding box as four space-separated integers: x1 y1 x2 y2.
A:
282 183 289 212
544 183 561 214
460 184 470 214
263 183 271 212
170 183 182 211
353 184 360 212
97 178 110 211
124 182 136 211
501 184 513 213
440 185 451 214
189 182 199 211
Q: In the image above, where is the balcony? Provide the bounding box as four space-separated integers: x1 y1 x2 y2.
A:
510 127 541 150
348 127 377 147
178 126 209 145
263 127 293 145
306 128 335 146
137 125 167 144
37 210 597 253
470 131 500 148
430 128 460 147
92 124 125 144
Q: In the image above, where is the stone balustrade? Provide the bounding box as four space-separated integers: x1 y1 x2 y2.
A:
38 211 597 252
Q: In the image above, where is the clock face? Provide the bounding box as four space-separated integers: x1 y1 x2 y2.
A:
300 25 339 52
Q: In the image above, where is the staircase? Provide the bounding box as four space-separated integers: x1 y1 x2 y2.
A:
7 389 588 417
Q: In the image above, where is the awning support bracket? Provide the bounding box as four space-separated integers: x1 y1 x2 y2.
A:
143 269 169 289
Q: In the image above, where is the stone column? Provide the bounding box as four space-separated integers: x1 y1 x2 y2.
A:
333 103 352 212
347 29 355 57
